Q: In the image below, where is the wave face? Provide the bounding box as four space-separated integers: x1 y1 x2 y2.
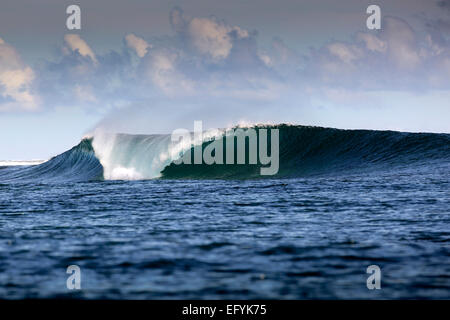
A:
1 125 449 182
0 138 103 183
161 124 450 179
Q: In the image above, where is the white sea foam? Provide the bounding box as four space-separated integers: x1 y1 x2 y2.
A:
91 129 180 180
90 126 227 180
0 160 46 166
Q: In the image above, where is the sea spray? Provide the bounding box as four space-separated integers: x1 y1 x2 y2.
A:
91 124 230 180
91 130 173 180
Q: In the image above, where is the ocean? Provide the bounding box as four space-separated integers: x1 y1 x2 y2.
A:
0 125 449 299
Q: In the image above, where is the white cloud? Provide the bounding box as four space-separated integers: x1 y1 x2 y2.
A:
125 33 151 58
258 53 272 66
171 8 250 61
306 17 443 89
188 18 235 60
64 34 97 64
382 17 420 70
2 6 450 126
145 49 194 95
0 37 38 111
327 42 361 63
357 32 386 53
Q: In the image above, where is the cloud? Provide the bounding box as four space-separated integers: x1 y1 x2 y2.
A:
2 6 450 134
188 17 235 60
143 48 194 95
169 7 187 34
327 42 362 63
64 34 98 64
195 19 248 60
1 8 285 112
382 17 420 70
302 16 450 91
170 7 250 61
74 85 97 102
356 32 386 53
125 33 151 58
0 37 38 112
437 0 450 10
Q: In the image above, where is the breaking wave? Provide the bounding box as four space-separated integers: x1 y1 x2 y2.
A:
1 124 449 182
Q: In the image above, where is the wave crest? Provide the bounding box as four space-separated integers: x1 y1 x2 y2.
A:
1 124 449 182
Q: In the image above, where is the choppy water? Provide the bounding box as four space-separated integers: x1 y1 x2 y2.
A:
1 162 449 299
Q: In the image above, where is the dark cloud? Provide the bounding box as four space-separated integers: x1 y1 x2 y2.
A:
437 0 450 9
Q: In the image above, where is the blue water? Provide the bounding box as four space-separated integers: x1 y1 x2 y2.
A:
0 125 449 299
0 164 449 299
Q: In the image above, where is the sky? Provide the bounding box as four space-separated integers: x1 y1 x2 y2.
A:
0 0 450 159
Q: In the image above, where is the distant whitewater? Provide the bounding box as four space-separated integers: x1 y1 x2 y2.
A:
0 124 449 183
0 160 46 167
